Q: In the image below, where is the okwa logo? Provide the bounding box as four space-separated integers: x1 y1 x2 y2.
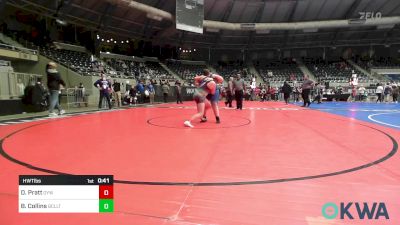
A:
186 88 195 95
322 202 389 220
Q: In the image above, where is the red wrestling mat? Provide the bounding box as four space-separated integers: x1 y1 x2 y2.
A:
0 101 399 225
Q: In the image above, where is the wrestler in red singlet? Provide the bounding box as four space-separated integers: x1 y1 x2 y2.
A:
184 75 216 128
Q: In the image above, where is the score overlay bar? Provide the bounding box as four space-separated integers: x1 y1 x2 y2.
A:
19 175 113 213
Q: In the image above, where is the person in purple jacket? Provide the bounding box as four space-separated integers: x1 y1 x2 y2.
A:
94 73 112 110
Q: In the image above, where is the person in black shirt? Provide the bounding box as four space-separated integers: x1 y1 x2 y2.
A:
175 81 183 104
112 80 122 107
33 78 47 110
46 62 66 117
281 82 292 104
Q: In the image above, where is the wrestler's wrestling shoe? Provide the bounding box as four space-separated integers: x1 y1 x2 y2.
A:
184 121 194 128
200 116 207 123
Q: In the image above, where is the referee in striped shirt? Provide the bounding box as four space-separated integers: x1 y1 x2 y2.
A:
233 74 246 110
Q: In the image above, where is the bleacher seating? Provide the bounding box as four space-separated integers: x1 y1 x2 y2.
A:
386 74 400 82
40 46 92 74
214 62 253 83
103 58 140 78
144 61 173 80
255 59 303 83
346 61 376 83
104 58 174 81
166 60 205 85
355 57 400 70
304 58 374 84
37 45 131 79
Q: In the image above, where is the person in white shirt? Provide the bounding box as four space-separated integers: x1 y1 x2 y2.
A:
358 85 366 101
375 83 384 103
17 79 25 97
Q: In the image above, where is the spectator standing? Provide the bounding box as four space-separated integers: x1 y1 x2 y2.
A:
250 78 256 101
232 74 245 110
128 86 137 105
376 83 384 103
46 62 66 117
281 81 292 104
162 82 170 103
175 82 183 104
312 83 323 104
147 83 155 104
351 85 357 102
224 77 234 107
274 86 279 101
384 83 392 102
269 86 277 101
301 75 314 107
112 80 122 107
17 78 25 97
392 84 398 103
260 86 267 102
94 74 112 109
254 86 260 101
293 86 301 102
136 81 145 104
358 85 366 101
33 78 47 111
245 88 251 101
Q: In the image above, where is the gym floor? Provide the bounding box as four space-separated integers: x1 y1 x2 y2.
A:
0 101 399 225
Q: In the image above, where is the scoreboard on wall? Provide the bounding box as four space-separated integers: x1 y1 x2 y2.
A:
19 175 113 213
176 0 204 34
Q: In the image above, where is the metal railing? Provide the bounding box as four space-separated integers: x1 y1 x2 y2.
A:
0 43 38 55
6 72 42 99
65 88 89 109
0 60 11 67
